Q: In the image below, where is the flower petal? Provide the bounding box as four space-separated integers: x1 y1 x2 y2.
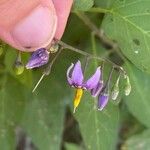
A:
26 48 49 69
73 88 83 113
98 94 109 111
84 67 101 90
66 63 74 85
91 80 103 97
72 60 84 86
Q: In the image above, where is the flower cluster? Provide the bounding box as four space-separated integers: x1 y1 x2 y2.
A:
67 60 105 112
67 61 131 113
13 40 131 113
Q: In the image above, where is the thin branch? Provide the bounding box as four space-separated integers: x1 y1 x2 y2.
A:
75 12 118 50
57 40 126 75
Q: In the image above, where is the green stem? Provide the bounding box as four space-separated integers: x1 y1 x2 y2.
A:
89 7 113 14
91 32 98 67
75 12 118 50
57 40 126 75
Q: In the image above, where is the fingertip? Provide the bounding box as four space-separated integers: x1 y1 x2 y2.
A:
11 5 57 51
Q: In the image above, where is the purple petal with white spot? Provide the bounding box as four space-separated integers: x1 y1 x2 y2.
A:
72 61 84 86
91 80 103 97
84 67 101 90
98 94 109 111
26 48 49 69
67 63 74 85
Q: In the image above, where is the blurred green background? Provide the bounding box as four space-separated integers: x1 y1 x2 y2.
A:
0 0 150 150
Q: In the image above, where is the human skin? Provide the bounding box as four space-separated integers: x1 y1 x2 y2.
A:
0 0 73 52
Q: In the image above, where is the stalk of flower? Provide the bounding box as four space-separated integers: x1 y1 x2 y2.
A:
67 60 101 113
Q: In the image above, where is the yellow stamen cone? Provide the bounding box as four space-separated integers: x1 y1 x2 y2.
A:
73 88 83 113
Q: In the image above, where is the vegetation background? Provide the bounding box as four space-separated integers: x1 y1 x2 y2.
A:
0 0 150 149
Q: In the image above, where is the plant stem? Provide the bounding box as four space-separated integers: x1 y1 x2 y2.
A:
75 12 118 50
91 32 98 67
57 40 126 75
89 7 113 14
16 51 22 62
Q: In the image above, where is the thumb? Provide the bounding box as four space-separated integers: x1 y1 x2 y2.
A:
0 0 57 52
52 0 73 40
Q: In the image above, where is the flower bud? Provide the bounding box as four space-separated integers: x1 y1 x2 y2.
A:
49 43 59 53
111 86 119 100
98 93 109 111
13 51 24 75
124 75 131 96
13 61 24 75
111 76 120 100
26 48 49 69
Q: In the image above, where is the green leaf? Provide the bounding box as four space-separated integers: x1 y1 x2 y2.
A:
100 0 150 73
65 143 81 150
123 129 150 150
21 83 66 150
74 93 119 150
0 74 27 150
0 71 67 150
73 0 94 11
124 63 150 127
21 53 72 150
0 51 74 149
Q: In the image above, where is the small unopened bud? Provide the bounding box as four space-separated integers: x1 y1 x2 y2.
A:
49 43 59 53
111 76 120 100
13 51 24 75
26 48 49 69
98 92 109 111
124 75 131 96
13 61 24 75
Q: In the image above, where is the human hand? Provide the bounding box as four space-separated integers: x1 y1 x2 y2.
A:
0 0 73 52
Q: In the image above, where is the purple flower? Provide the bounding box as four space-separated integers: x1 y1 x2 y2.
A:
26 48 49 69
91 80 103 97
67 60 101 112
98 93 109 111
67 61 101 90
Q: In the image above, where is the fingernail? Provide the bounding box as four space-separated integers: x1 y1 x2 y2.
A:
11 5 57 51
